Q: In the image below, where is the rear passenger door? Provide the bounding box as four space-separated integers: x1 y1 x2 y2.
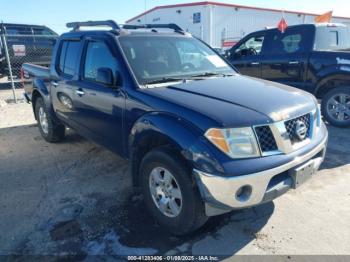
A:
71 37 125 155
51 39 82 128
260 28 311 89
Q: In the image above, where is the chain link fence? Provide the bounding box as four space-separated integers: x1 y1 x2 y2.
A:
0 31 57 104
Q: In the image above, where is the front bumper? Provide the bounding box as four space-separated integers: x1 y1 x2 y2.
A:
194 126 328 216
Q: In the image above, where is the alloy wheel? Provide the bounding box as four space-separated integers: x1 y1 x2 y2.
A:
149 167 183 218
38 107 49 134
326 93 350 122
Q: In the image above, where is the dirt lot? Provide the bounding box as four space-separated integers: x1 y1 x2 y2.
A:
0 88 350 258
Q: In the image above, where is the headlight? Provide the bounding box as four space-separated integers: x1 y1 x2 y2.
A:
316 104 321 127
205 127 260 159
313 97 321 127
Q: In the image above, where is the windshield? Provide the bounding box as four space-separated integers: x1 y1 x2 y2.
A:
119 36 236 85
314 26 350 51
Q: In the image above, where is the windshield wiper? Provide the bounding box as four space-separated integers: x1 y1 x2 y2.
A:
145 77 186 85
189 72 235 79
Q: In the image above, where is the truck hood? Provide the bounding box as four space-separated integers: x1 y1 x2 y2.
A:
145 75 316 127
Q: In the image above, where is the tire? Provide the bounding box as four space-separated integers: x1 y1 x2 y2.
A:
321 86 350 128
34 97 65 142
140 146 208 235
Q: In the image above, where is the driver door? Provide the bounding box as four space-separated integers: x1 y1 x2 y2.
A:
227 33 265 78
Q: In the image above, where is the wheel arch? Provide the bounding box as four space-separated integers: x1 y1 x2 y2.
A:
128 112 223 188
314 73 350 99
31 80 62 125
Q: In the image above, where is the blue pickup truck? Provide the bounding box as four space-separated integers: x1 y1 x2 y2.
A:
226 23 350 127
23 21 328 235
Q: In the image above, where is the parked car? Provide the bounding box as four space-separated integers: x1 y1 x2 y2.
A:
22 21 328 235
225 23 350 127
0 23 57 78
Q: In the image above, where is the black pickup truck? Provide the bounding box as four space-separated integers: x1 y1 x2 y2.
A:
22 21 328 235
226 23 350 127
0 23 57 78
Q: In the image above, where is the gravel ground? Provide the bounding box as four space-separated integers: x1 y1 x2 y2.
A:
0 88 349 258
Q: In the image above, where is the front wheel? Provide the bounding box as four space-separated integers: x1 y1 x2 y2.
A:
321 87 350 128
35 97 65 142
140 146 208 235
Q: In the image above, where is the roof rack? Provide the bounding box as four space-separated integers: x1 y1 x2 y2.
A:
66 20 120 31
65 20 185 35
123 23 184 33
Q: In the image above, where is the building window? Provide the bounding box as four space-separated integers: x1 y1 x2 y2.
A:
193 12 201 24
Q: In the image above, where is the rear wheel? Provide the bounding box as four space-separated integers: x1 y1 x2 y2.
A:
140 146 208 235
321 87 350 128
35 97 65 142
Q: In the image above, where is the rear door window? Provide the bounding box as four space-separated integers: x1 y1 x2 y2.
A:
58 40 81 77
5 26 32 35
265 29 307 54
32 27 57 36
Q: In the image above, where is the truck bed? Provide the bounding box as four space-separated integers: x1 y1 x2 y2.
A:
22 63 50 79
21 63 50 102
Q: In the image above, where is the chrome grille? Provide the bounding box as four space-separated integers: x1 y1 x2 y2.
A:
255 126 278 152
284 113 311 144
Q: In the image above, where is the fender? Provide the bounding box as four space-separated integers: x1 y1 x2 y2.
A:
32 79 61 123
128 112 224 186
33 78 50 101
314 67 350 97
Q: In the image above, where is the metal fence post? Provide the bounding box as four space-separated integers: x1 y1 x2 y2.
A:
1 33 17 103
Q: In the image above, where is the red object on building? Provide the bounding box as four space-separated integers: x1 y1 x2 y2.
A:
277 18 288 33
222 40 238 48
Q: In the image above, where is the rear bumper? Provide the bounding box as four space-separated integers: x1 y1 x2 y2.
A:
194 126 328 216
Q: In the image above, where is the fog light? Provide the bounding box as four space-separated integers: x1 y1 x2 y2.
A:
235 185 252 202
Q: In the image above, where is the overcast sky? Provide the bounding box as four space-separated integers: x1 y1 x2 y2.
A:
0 0 348 34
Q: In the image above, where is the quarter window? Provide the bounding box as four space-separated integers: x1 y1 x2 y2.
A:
83 41 118 82
58 42 68 73
58 41 81 77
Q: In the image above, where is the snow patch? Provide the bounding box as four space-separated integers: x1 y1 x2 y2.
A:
83 230 158 256
0 98 7 107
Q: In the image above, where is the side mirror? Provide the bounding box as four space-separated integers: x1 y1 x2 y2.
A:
96 67 114 86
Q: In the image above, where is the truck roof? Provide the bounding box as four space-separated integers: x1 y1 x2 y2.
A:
248 23 348 36
0 22 51 28
60 20 189 39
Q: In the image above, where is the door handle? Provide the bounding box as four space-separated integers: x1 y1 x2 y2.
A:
289 61 300 65
51 81 59 87
250 62 260 65
76 89 85 96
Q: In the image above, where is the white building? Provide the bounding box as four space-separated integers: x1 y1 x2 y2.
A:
126 1 350 48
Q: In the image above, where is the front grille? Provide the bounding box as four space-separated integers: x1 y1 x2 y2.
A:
284 113 311 144
255 125 278 152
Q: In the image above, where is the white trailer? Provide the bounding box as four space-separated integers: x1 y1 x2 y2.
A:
126 1 350 48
